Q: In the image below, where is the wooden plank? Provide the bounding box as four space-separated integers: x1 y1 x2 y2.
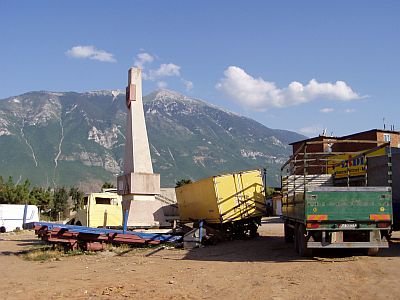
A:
282 174 333 194
308 186 391 192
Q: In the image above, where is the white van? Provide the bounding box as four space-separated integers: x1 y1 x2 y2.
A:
0 204 39 232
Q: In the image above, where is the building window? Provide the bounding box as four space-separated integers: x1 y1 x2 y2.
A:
384 133 391 142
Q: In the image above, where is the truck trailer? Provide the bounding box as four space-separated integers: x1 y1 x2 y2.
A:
0 204 39 232
281 141 392 256
176 169 267 240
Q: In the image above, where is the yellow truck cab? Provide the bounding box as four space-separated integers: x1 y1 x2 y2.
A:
71 189 122 228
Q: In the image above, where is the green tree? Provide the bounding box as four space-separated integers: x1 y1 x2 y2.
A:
0 176 4 203
52 187 68 220
265 187 276 197
69 186 84 211
1 176 16 204
0 177 32 204
175 178 193 188
102 182 115 189
15 179 31 204
30 187 53 212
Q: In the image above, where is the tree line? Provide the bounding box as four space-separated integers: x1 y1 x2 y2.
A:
0 176 91 220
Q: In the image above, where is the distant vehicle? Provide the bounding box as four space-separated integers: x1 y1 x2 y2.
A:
0 204 39 232
69 189 123 228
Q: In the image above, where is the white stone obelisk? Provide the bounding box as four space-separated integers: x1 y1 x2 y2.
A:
117 67 166 228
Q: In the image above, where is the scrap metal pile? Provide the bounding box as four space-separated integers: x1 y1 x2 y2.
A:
27 222 182 251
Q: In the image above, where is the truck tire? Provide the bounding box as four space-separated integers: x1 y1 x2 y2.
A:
294 224 299 254
284 221 293 243
381 230 391 241
367 247 379 256
298 224 313 257
249 222 258 238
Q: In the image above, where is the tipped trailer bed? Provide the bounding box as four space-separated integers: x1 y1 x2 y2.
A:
281 141 393 256
176 169 267 241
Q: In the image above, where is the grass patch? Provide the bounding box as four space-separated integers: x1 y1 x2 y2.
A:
65 249 96 256
105 243 161 256
21 245 96 262
23 249 61 261
21 245 61 261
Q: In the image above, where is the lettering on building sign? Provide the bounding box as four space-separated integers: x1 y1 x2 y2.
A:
341 156 365 168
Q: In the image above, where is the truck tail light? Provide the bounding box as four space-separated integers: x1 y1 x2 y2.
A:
370 214 390 221
306 223 320 229
377 222 390 228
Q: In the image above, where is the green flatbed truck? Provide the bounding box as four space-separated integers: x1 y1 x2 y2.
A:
281 141 392 256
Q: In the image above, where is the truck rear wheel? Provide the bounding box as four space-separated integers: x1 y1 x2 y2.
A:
284 221 293 243
297 224 313 257
294 224 299 253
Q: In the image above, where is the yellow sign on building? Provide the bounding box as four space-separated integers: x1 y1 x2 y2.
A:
328 148 387 178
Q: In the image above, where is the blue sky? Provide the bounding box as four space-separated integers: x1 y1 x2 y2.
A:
0 1 399 137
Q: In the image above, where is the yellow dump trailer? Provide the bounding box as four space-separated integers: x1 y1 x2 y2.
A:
176 169 266 238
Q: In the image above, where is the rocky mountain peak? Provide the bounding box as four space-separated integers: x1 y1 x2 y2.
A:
84 90 124 99
145 89 194 103
0 89 305 188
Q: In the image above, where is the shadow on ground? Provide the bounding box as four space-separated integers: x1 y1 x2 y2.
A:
0 238 45 256
182 221 400 263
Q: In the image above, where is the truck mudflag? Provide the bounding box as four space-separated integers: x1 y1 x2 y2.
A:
117 67 167 228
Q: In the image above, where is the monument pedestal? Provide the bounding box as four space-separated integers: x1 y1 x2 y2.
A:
117 172 160 195
121 195 168 228
117 172 167 228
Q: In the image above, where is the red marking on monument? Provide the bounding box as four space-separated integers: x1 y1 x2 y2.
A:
126 84 136 109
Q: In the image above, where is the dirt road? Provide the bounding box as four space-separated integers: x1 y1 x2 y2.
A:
1 219 400 299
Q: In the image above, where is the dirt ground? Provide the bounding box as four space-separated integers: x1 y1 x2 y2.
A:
1 218 400 300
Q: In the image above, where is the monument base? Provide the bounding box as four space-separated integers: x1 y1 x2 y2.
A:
122 194 169 228
117 173 160 195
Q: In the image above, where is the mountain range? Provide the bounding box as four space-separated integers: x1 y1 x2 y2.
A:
0 89 305 191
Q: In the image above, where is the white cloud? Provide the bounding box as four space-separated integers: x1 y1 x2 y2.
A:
157 81 168 89
136 52 193 91
345 108 355 113
216 66 361 110
299 125 324 137
66 45 116 62
320 107 334 113
134 52 154 68
148 63 181 79
182 79 194 91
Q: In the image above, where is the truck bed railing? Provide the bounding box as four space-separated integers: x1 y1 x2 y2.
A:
281 140 391 194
